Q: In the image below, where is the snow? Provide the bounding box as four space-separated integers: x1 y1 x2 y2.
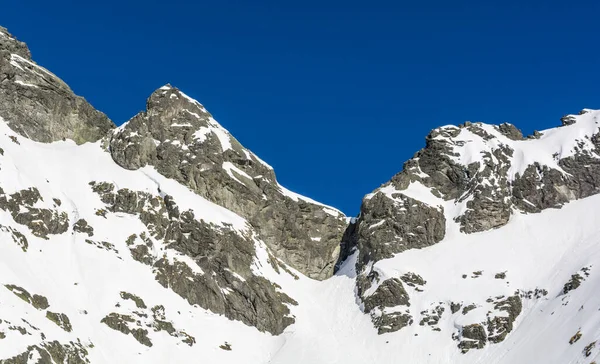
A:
2 109 600 364
14 80 38 88
373 182 444 209
188 115 232 152
250 151 274 170
432 111 600 181
179 90 208 113
222 161 253 186
10 54 59 80
277 183 344 217
209 123 232 151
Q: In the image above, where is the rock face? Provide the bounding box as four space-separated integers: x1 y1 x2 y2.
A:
0 26 114 144
344 114 600 264
346 115 600 271
89 181 296 335
342 111 600 336
357 271 412 334
109 85 347 280
352 189 446 266
0 25 349 353
0 187 69 239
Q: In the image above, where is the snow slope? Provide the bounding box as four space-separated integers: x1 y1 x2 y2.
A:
1 107 600 364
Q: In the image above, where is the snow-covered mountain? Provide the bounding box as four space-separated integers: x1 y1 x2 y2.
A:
0 25 599 364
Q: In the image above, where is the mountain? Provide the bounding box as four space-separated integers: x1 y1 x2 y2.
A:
0 25 599 364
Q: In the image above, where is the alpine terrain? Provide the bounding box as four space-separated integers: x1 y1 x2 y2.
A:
0 25 599 364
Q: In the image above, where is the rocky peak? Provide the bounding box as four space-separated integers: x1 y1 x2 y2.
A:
341 109 600 337
0 26 31 60
347 110 600 267
110 85 347 280
146 84 211 117
0 26 114 144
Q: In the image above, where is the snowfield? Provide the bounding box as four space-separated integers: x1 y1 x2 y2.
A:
1 110 600 364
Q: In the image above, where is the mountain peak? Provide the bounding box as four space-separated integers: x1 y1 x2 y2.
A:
0 25 31 60
0 25 113 144
146 84 210 119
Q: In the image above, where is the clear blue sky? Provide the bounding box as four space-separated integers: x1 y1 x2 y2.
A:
2 1 599 215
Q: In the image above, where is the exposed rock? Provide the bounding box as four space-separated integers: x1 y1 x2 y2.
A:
459 324 487 353
450 302 462 314
486 295 522 343
455 295 522 353
353 191 445 267
361 278 410 312
569 330 582 344
108 85 346 280
496 123 523 140
101 295 196 348
0 187 69 238
419 304 445 330
101 313 152 347
373 311 413 334
45 312 72 332
563 273 583 294
357 271 412 334
462 304 477 315
91 183 296 335
495 272 506 279
84 239 119 255
561 115 577 126
0 224 28 251
220 342 232 351
0 340 90 364
4 284 33 304
519 288 548 299
32 294 49 310
120 292 147 309
73 219 94 236
400 272 426 292
4 284 49 310
471 271 483 278
349 115 600 276
0 26 114 144
584 341 596 357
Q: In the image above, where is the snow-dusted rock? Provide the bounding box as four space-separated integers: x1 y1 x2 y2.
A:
0 26 114 144
109 85 347 281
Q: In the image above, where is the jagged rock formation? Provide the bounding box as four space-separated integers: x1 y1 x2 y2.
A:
349 113 600 263
109 85 347 280
0 26 113 144
343 111 600 338
89 181 296 334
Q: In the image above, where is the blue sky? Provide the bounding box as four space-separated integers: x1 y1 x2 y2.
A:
2 1 599 215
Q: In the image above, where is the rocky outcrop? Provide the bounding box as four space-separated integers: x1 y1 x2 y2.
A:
343 113 600 340
356 270 413 334
454 295 522 353
90 181 296 335
0 187 69 239
0 26 113 144
0 340 90 364
100 297 196 348
344 113 600 277
4 284 49 310
352 189 446 267
109 85 346 280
